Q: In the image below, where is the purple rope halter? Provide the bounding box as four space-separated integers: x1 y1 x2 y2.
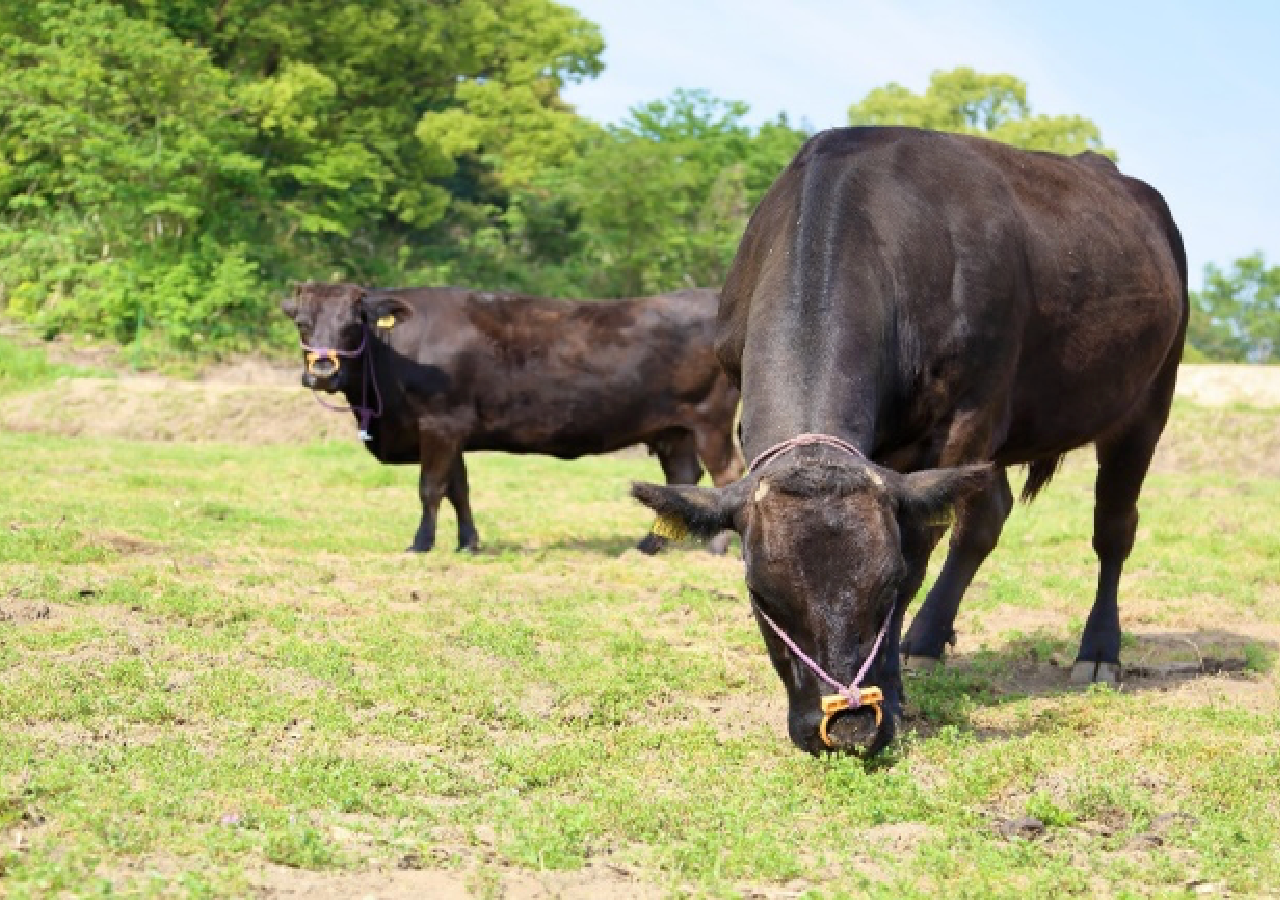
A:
746 432 895 742
299 325 383 442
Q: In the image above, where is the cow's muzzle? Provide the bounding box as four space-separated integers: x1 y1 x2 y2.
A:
820 703 887 754
306 350 340 379
793 702 893 756
820 687 883 748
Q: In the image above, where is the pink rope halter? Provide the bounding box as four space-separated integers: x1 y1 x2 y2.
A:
299 325 383 442
747 432 866 475
754 602 893 713
745 432 895 737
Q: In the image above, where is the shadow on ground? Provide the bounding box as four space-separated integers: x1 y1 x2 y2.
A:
477 535 738 557
901 628 1277 741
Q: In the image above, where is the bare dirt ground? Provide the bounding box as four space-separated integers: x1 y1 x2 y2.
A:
1 344 1278 450
0 374 354 444
250 862 668 900
1173 364 1280 407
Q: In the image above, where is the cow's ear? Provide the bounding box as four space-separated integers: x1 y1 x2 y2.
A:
360 295 411 329
281 282 307 319
631 477 753 540
895 464 992 526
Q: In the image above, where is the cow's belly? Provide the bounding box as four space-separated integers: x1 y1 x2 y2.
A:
470 392 676 458
998 292 1182 459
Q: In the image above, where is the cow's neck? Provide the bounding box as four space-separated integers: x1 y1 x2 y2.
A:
336 341 383 441
738 292 889 463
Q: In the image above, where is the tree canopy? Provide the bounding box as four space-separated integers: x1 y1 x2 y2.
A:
1188 253 1280 363
0 9 1266 364
0 0 607 354
848 67 1113 157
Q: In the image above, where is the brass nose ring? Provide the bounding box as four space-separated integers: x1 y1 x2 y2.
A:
306 350 340 376
818 687 884 749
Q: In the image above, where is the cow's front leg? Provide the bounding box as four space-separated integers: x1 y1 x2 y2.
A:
902 469 1013 666
410 434 460 553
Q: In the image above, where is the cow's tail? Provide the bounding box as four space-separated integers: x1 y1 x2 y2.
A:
1020 455 1065 503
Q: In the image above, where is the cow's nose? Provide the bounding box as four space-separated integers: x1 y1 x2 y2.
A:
310 357 338 378
821 707 881 754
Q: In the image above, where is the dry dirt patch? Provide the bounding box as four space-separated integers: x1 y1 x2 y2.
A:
946 608 1280 736
2 362 1277 452
252 862 665 900
0 376 352 444
1174 365 1280 406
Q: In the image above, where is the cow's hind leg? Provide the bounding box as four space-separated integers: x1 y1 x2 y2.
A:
693 423 745 556
902 469 1014 666
447 454 480 552
637 429 705 555
1073 398 1173 684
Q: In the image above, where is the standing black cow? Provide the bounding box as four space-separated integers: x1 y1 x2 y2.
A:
282 283 743 553
632 127 1187 755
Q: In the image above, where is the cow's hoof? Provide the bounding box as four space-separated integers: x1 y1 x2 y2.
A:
1070 660 1121 686
903 654 942 673
405 545 434 553
456 543 480 554
636 533 667 556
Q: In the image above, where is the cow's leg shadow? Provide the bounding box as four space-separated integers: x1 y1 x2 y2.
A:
902 468 1014 666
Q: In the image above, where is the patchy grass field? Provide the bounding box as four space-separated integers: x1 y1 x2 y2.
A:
1 351 1278 898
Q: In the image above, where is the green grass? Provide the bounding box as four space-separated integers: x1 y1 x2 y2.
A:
0 335 107 395
0 414 1278 897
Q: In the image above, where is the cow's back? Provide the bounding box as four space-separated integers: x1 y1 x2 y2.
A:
973 139 1188 456
379 287 733 458
720 127 1187 466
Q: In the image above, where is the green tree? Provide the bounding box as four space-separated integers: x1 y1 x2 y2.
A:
0 1 267 348
1188 253 1280 363
848 67 1112 157
571 90 806 296
0 0 603 353
423 89 808 300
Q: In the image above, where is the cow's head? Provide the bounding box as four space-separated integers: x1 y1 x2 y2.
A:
280 282 367 391
632 445 988 755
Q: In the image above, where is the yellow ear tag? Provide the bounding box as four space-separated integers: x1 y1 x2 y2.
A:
925 507 956 528
376 315 396 329
650 513 688 541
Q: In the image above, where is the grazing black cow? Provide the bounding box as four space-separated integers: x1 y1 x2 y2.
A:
632 127 1188 755
282 283 743 553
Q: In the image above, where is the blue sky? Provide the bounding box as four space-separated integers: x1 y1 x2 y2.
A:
562 0 1280 290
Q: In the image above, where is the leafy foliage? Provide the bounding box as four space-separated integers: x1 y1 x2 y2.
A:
0 13 1267 363
0 1 267 347
0 0 603 350
391 89 808 300
848 67 1113 157
569 90 805 296
1189 253 1280 363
